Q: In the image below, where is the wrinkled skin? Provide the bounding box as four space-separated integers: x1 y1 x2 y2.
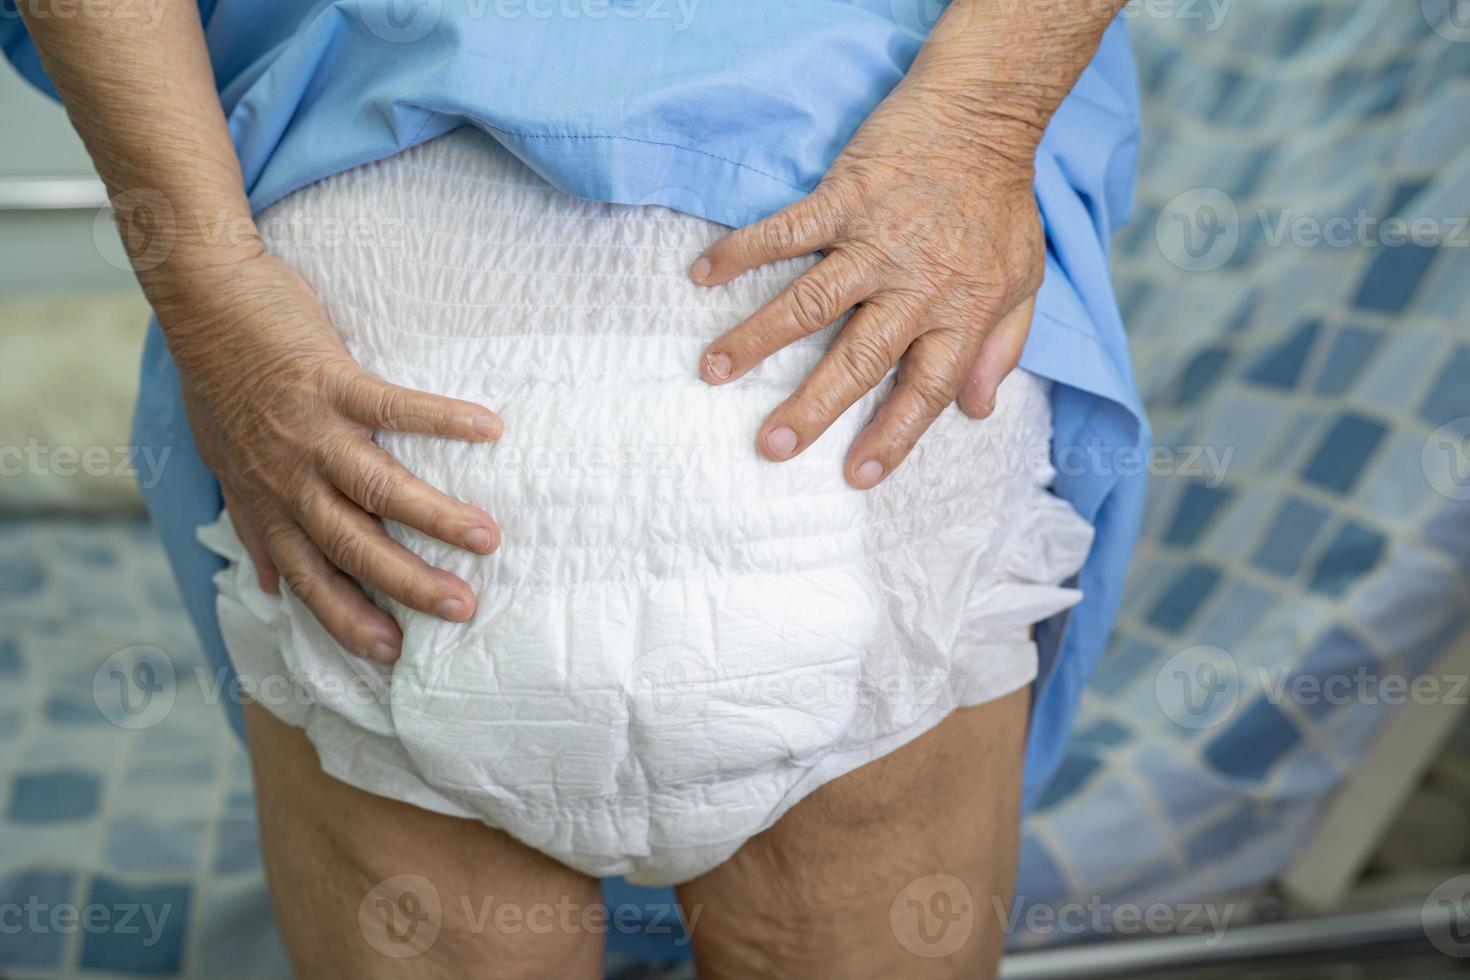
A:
693 71 1049 490
162 252 503 662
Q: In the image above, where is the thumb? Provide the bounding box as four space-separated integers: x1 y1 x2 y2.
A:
958 295 1034 419
222 488 280 595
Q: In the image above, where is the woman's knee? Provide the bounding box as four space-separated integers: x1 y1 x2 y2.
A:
242 703 604 978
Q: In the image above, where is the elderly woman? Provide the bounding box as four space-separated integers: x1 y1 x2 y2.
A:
6 0 1145 976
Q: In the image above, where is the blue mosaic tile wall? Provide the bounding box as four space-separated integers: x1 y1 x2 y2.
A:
1013 0 1470 943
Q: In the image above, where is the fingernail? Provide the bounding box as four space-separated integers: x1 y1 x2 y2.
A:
437 597 469 621
765 426 798 460
473 415 501 438
367 642 398 663
855 459 884 488
464 527 495 553
689 256 712 284
704 351 732 381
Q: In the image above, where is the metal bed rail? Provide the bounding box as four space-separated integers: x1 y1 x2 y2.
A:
1001 901 1454 978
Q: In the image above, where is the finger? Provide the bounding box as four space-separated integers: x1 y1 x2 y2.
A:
222 488 280 595
700 252 873 384
342 377 503 441
958 296 1034 419
690 187 841 286
755 300 915 462
265 521 403 662
844 330 977 489
297 487 478 623
318 435 501 556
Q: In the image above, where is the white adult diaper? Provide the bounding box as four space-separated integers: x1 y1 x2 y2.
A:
201 128 1094 886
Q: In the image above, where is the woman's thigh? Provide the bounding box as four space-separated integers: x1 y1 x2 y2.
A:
676 688 1028 980
241 702 604 979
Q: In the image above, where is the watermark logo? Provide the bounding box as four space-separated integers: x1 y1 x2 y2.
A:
1120 0 1232 32
1155 645 1239 729
626 643 710 722
1156 187 1240 273
1425 0 1470 42
93 645 177 730
95 188 176 274
889 0 950 41
1424 875 1470 957
358 874 443 959
891 874 975 959
362 0 443 43
1158 186 1469 272
0 440 171 490
0 0 170 30
1423 417 1470 501
0 896 174 946
999 896 1235 944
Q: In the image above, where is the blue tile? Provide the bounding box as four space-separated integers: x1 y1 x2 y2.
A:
1146 564 1222 633
1091 637 1162 696
1308 521 1387 597
1036 754 1102 811
1186 804 1268 865
1418 344 1470 429
1265 411 1324 473
105 817 204 873
1301 413 1387 494
0 556 45 596
7 770 102 822
1365 61 1413 117
44 695 108 726
1232 147 1275 198
1276 5 1321 55
1049 773 1170 888
211 816 262 876
1174 347 1232 408
0 869 74 968
1204 697 1300 781
1288 626 1378 720
72 544 118 568
1385 179 1429 219
78 878 190 976
1425 502 1470 576
1251 496 1330 577
1224 291 1258 334
1074 719 1132 750
1015 834 1070 905
1245 320 1319 390
1207 68 1243 122
1135 744 1229 831
1353 243 1439 313
1194 582 1277 651
1405 609 1470 678
1227 216 1268 270
1164 483 1235 547
1326 66 1367 115
1111 859 1185 903
1314 325 1382 395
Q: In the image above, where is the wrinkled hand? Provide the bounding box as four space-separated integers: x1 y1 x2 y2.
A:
163 252 502 662
692 72 1047 489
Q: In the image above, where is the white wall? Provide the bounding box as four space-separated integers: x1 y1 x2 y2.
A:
0 60 138 296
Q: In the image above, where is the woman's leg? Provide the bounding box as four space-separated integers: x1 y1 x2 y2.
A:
676 689 1028 980
242 702 605 979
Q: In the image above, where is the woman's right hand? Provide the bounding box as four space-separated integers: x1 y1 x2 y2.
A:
160 250 503 663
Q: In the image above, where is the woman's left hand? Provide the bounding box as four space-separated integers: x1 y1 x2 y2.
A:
691 16 1063 489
